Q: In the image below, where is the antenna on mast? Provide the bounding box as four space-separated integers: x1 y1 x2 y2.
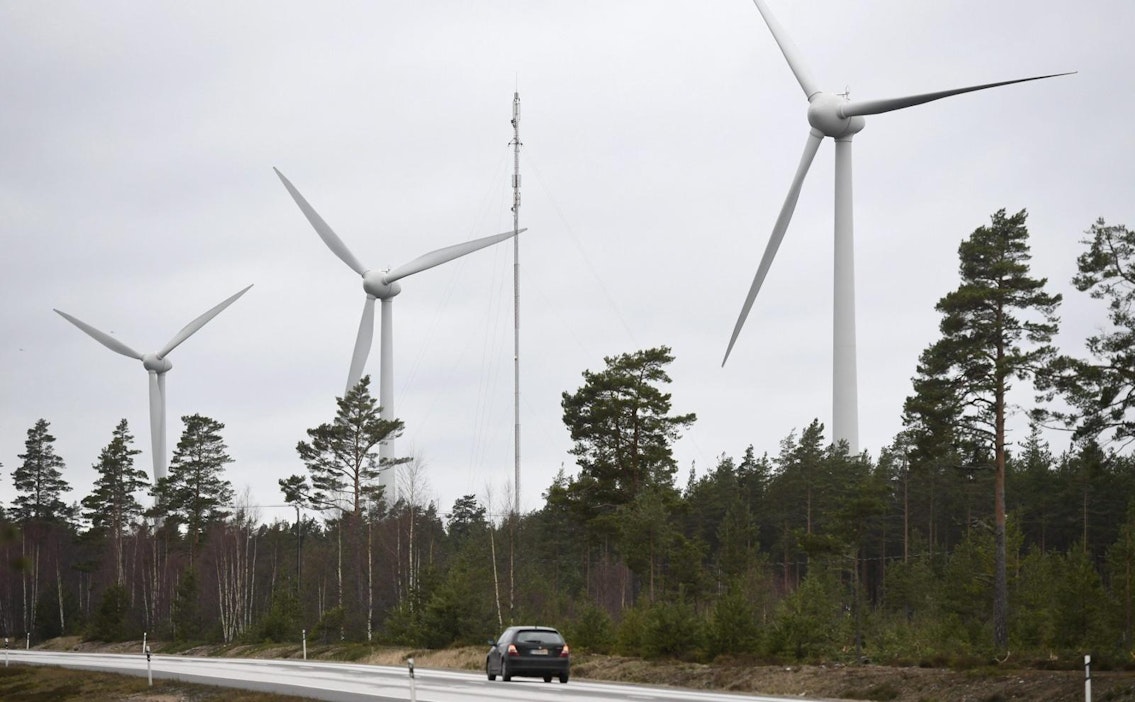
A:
510 92 522 516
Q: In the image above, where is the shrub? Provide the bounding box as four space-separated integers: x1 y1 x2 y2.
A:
642 600 705 660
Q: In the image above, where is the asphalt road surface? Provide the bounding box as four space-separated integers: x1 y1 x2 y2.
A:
6 648 817 702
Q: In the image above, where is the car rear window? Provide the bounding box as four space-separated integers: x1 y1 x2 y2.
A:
516 629 564 645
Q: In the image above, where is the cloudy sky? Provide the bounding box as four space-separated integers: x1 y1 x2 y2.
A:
2 1 1131 525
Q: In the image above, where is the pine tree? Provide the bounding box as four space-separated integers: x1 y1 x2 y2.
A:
82 419 148 583
446 495 488 544
1041 219 1135 445
920 208 1061 651
296 376 404 517
560 346 696 517
153 414 235 559
296 375 405 632
12 419 73 523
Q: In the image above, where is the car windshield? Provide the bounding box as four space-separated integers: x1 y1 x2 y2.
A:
516 630 563 645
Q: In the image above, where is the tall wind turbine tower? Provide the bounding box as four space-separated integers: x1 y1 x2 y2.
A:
723 0 1072 454
510 91 522 515
275 169 524 497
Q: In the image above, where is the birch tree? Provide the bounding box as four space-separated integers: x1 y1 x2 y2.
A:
216 494 259 643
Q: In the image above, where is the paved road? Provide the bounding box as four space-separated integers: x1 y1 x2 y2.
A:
6 648 812 702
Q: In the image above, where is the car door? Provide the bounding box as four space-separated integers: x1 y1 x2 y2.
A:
488 628 511 673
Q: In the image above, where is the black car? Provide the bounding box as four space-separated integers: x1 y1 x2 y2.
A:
485 625 570 683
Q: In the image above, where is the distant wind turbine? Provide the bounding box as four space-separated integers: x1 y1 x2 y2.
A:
723 0 1073 453
274 168 524 473
55 285 253 483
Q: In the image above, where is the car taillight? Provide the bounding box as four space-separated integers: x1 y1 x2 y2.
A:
559 644 570 657
507 643 519 656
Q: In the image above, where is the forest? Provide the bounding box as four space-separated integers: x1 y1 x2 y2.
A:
3 211 1135 667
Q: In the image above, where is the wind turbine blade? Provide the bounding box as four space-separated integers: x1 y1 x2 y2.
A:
841 72 1075 118
347 296 376 394
158 285 253 359
54 309 144 360
750 0 821 99
723 129 824 367
275 168 369 276
384 228 526 283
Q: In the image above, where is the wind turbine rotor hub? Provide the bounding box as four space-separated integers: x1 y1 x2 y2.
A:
362 270 401 300
808 92 866 139
142 353 172 373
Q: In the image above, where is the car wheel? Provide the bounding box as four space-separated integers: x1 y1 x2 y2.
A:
543 674 552 683
502 661 512 682
559 673 569 684
486 661 496 681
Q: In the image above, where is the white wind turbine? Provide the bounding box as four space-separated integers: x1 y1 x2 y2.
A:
723 0 1073 454
54 285 252 483
274 168 525 474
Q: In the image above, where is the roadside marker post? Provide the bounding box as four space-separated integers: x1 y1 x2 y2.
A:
407 657 417 702
1085 654 1091 702
146 645 153 687
302 629 307 660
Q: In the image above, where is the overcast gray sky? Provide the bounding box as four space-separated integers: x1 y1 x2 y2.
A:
2 0 1131 524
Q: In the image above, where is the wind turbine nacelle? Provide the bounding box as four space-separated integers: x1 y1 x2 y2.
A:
808 93 866 139
362 270 402 300
142 353 173 373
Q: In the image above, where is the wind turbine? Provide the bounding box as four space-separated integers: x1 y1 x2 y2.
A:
723 0 1073 454
54 284 252 483
274 168 525 476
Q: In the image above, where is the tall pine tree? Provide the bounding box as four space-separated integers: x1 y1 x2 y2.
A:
296 376 404 517
12 419 73 523
919 208 1060 651
153 414 235 559
82 419 148 583
296 375 405 633
560 346 696 510
1041 219 1135 446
